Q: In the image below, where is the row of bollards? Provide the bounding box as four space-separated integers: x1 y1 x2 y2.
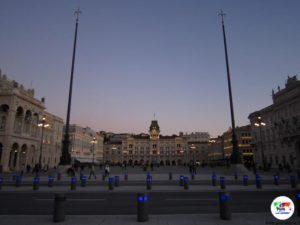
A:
52 189 300 223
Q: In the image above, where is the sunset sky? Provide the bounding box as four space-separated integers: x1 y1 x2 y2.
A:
1 0 299 136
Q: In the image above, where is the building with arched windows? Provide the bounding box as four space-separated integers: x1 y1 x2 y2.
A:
248 76 300 171
103 120 210 166
0 71 63 172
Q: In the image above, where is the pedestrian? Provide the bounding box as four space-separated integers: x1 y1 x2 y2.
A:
89 164 96 179
105 164 110 177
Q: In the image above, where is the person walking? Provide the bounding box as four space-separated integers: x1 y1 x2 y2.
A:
105 164 110 177
89 164 96 179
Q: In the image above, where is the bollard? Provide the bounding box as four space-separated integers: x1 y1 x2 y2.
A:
108 177 114 190
146 176 152 190
234 172 238 180
169 172 172 180
48 176 54 187
124 172 128 181
191 172 195 180
137 193 149 222
15 175 22 187
70 177 77 190
255 174 262 189
0 177 3 190
220 177 226 189
291 176 297 188
184 177 189 190
179 175 184 186
12 172 16 181
33 177 40 190
243 175 248 186
273 175 279 185
57 172 61 181
219 192 231 220
81 176 87 187
53 193 66 222
114 176 120 187
212 173 217 186
296 190 300 217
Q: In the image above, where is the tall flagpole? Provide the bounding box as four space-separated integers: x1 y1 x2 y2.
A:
219 10 242 165
61 8 81 165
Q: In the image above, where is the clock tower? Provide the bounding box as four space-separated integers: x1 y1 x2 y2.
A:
149 120 160 140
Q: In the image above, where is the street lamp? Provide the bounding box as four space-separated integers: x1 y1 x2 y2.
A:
38 116 49 171
190 144 196 163
90 137 97 166
254 116 266 170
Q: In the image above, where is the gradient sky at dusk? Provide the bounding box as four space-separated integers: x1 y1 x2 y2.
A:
1 0 300 136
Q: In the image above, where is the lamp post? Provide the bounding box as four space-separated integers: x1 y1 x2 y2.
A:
219 10 242 165
61 9 81 165
38 116 49 173
254 116 266 170
91 137 97 166
190 144 196 163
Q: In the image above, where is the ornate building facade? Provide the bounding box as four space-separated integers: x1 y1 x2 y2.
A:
66 125 103 164
103 120 209 165
248 76 300 170
0 71 64 172
222 125 253 166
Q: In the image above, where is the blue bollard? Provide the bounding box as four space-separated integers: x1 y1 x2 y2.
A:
137 193 149 222
212 173 217 186
220 177 226 189
219 192 231 220
273 175 279 185
114 176 120 187
48 176 54 187
33 177 40 190
124 172 128 181
70 177 77 190
108 177 114 190
255 174 262 189
296 190 300 217
81 176 87 187
15 175 22 187
146 176 152 190
243 175 248 186
184 177 189 190
179 175 184 186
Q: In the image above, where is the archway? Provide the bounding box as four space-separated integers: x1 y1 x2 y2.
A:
23 110 32 134
0 104 9 130
19 144 27 169
14 107 24 134
9 143 19 169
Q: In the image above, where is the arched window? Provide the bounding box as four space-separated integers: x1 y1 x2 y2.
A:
31 113 39 137
14 107 24 134
23 110 32 134
0 104 9 130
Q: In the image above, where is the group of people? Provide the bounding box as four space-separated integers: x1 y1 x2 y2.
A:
88 164 110 179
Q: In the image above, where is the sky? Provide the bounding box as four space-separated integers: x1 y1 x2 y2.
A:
0 0 300 137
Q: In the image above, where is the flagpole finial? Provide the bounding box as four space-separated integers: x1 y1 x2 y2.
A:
218 9 226 24
75 8 82 22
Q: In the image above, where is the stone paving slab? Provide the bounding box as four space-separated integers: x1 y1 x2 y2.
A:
0 213 299 225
